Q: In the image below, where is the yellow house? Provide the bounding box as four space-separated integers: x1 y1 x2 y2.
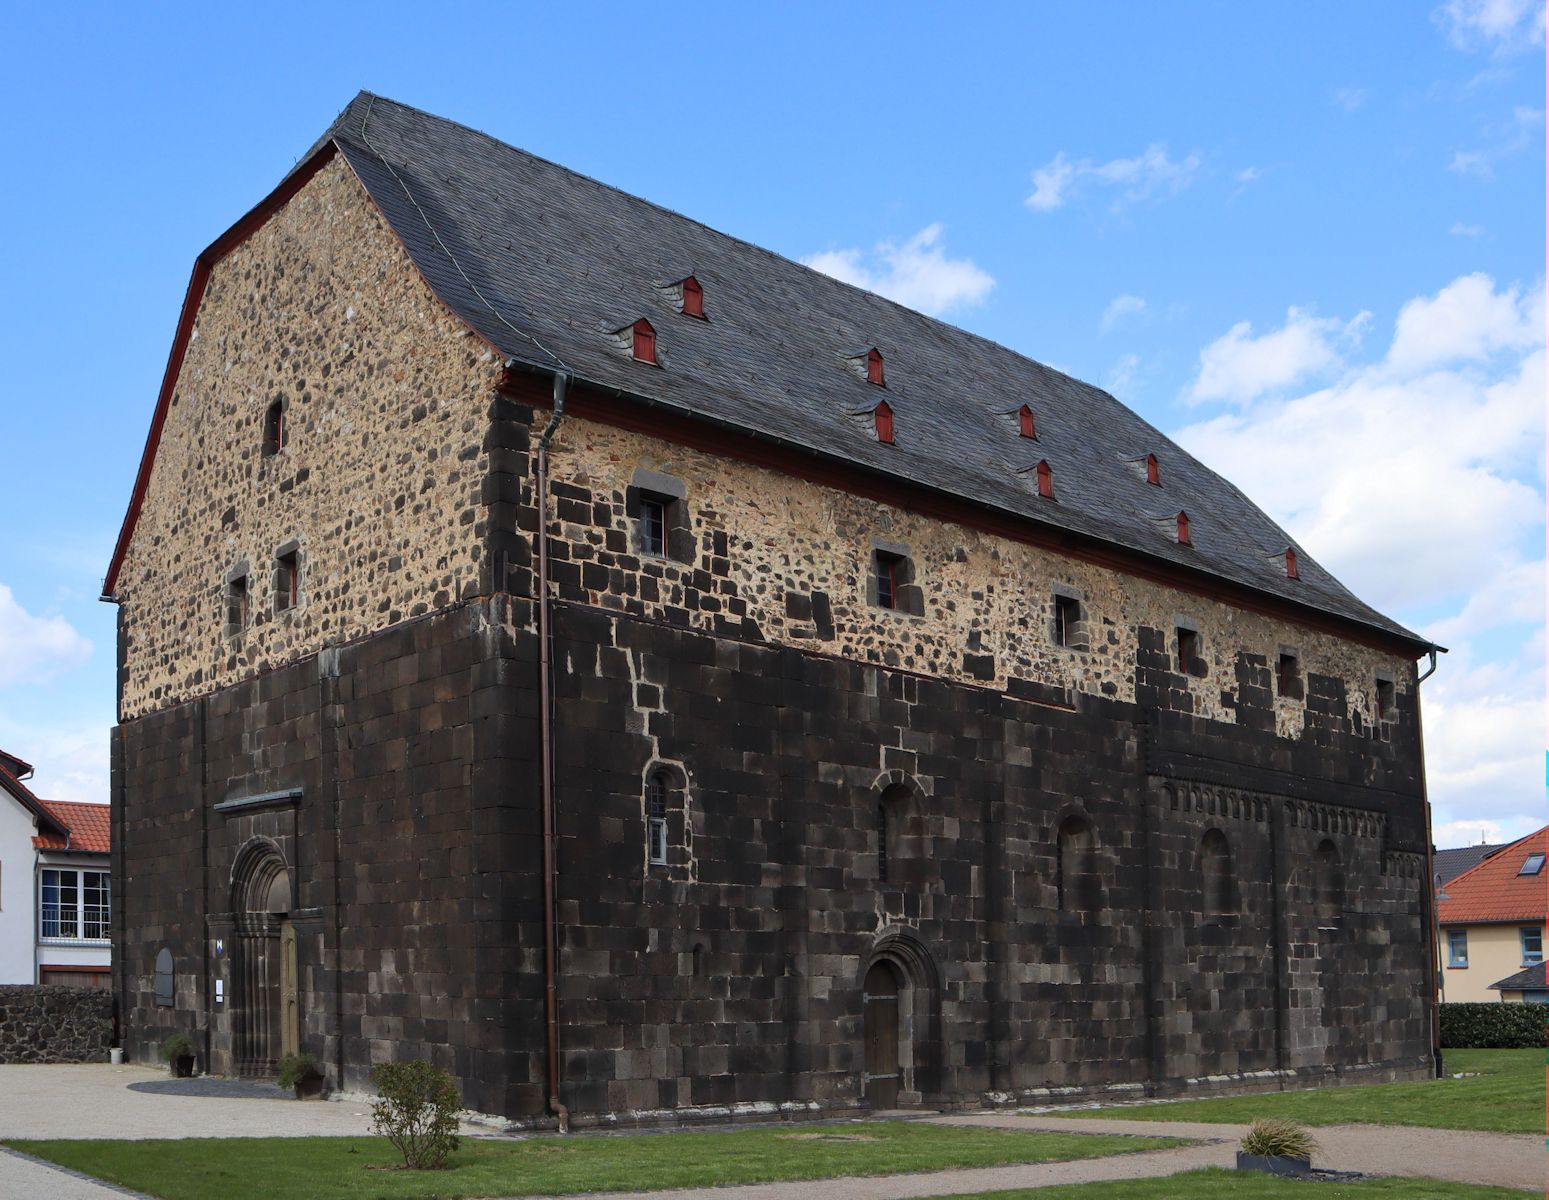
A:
1436 826 1547 1004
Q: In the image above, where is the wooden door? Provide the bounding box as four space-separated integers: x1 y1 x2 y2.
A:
279 920 299 1061
863 961 901 1109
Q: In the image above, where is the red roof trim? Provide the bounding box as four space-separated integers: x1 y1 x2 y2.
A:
32 799 111 853
0 762 68 840
102 142 342 599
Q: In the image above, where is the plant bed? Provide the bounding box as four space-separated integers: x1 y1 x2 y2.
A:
1235 1150 1309 1177
1236 1119 1318 1178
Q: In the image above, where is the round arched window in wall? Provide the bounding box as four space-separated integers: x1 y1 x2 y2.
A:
154 947 174 1008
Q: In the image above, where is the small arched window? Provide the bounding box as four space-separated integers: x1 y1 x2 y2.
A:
1057 815 1096 913
632 319 658 365
877 784 920 887
1315 839 1343 922
154 947 175 1008
1284 548 1299 579
866 348 885 387
1018 405 1037 439
1176 511 1192 545
1201 828 1234 917
873 400 895 444
1035 460 1054 499
1146 453 1160 485
680 276 705 319
262 399 286 457
646 772 669 865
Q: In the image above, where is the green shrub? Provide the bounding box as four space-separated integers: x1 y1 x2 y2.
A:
157 1033 194 1063
1439 1002 1547 1049
277 1052 319 1090
369 1060 462 1169
1240 1119 1319 1159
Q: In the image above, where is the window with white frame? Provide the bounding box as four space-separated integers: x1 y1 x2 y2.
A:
1520 926 1543 966
40 868 110 942
1446 928 1468 967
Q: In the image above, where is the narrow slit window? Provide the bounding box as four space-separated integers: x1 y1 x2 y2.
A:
632 319 657 364
1176 626 1198 674
1018 405 1037 439
1376 678 1395 720
873 400 894 444
640 496 667 557
1053 595 1081 648
262 399 286 457
274 549 300 614
1277 652 1299 697
877 802 889 884
225 574 250 636
646 774 669 866
866 348 885 387
874 550 902 611
680 276 705 319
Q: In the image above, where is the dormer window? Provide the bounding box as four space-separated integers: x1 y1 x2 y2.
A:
1146 453 1160 485
1035 460 1054 499
866 348 885 387
680 276 705 319
1285 548 1299 579
873 400 895 445
262 399 286 458
1018 405 1037 439
631 319 657 364
1176 512 1192 546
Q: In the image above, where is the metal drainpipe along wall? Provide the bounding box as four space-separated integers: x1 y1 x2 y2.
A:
535 370 571 1133
1414 648 1443 1077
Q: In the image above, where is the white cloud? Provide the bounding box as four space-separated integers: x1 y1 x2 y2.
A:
1173 273 1546 837
0 584 92 688
1107 353 1140 395
1449 149 1493 177
1387 272 1543 373
803 224 994 317
1449 221 1485 237
1333 86 1370 111
1185 306 1370 405
0 717 111 805
1025 144 1201 213
1100 294 1147 333
1434 0 1546 55
1450 105 1543 177
1233 166 1263 185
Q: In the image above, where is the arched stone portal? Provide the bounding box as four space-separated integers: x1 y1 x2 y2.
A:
230 839 295 1076
862 930 942 1109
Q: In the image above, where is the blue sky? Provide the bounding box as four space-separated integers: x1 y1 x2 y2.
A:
0 2 1542 845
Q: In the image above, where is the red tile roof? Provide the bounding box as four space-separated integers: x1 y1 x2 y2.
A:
31 800 111 854
1437 825 1548 926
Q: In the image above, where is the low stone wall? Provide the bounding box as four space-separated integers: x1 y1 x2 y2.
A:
0 985 114 1063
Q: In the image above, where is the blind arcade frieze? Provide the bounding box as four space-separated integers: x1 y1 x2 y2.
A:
1156 777 1386 840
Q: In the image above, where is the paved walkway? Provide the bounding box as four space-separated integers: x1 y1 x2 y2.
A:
0 1065 1540 1196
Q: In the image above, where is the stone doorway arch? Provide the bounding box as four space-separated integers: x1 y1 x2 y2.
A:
230 838 295 1076
862 929 942 1109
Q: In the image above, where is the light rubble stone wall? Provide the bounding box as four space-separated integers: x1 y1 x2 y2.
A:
116 156 503 719
540 411 1415 731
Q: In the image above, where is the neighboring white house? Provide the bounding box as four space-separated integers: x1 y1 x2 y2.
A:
0 749 111 988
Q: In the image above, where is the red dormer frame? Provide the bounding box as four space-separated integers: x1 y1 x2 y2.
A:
866 348 885 387
680 276 705 319
1177 511 1192 546
1018 405 1037 439
874 400 895 444
632 319 657 364
1035 460 1054 499
1146 453 1160 485
1285 547 1299 579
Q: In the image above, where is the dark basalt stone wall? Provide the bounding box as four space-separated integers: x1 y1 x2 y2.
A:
0 985 114 1063
115 595 1432 1122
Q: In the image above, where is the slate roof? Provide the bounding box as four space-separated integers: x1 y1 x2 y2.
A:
1434 842 1508 885
1488 962 1547 992
31 799 111 854
1438 826 1548 925
114 92 1430 650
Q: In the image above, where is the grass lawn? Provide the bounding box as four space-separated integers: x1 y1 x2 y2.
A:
925 1166 1530 1199
1055 1049 1541 1134
6 1122 1183 1200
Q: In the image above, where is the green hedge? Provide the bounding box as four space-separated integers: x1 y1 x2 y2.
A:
1439 1001 1547 1048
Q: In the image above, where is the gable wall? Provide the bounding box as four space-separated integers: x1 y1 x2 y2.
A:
115 155 503 720
0 795 37 983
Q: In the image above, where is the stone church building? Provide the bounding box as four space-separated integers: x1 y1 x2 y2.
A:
105 93 1441 1124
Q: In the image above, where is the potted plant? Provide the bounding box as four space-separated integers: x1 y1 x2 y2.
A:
1237 1119 1318 1176
157 1032 196 1078
278 1051 326 1100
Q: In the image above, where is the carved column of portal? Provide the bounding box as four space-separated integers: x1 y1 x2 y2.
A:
235 912 279 1075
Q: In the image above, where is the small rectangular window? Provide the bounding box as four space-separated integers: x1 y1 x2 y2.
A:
646 776 669 866
1053 595 1081 648
1519 854 1545 876
1521 926 1543 965
640 496 667 558
1277 652 1299 697
274 550 300 613
1176 627 1198 673
1446 929 1468 967
225 574 249 636
874 551 902 611
1376 678 1395 720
